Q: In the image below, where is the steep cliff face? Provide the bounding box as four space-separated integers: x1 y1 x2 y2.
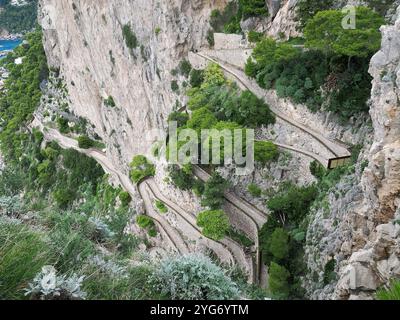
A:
240 0 301 39
338 7 400 298
38 0 227 172
304 7 400 300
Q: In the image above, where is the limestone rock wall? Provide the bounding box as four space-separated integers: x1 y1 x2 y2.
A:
304 6 400 300
38 0 227 172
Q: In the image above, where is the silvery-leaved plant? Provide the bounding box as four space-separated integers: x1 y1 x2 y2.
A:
0 195 22 216
88 255 128 278
25 265 87 300
88 216 115 239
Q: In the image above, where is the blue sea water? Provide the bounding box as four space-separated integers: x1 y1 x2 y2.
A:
0 39 22 57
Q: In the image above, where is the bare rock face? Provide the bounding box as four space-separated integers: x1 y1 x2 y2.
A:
265 0 300 39
38 0 223 172
266 0 282 18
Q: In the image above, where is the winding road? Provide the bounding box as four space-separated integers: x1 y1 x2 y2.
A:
192 165 265 285
32 117 256 282
32 117 189 255
192 51 351 167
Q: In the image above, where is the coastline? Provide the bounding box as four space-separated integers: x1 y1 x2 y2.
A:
0 34 22 41
0 38 23 59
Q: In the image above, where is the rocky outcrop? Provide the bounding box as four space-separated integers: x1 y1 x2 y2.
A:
305 6 400 300
266 0 282 18
241 0 300 39
266 0 300 39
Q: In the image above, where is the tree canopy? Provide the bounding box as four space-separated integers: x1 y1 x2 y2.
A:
304 7 384 58
201 172 229 210
197 210 230 240
268 262 290 299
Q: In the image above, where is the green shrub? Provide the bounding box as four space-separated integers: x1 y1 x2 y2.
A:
171 80 179 92
259 182 319 299
254 141 279 165
0 220 53 299
129 155 155 183
247 183 262 197
197 210 230 240
296 0 334 30
267 183 318 225
193 179 205 197
119 191 132 207
376 281 400 300
136 215 155 229
226 227 254 247
78 135 95 149
248 30 264 43
178 59 192 77
122 24 138 50
246 32 376 119
210 2 239 33
0 31 48 162
168 164 195 190
310 160 326 180
155 200 168 214
268 228 289 261
187 107 218 133
53 188 76 208
136 215 157 236
104 96 116 107
209 0 268 35
268 262 290 299
240 0 268 19
207 29 215 47
201 172 229 210
323 258 337 285
305 7 384 58
168 111 189 127
150 254 240 300
189 69 205 88
56 116 70 133
187 64 274 128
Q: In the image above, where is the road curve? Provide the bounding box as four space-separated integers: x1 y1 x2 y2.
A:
194 52 351 161
33 118 257 281
32 118 189 255
192 165 267 228
144 179 254 279
192 165 264 284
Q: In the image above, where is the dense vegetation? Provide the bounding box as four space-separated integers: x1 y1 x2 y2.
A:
168 63 277 167
376 281 400 300
260 182 318 299
0 37 147 295
0 0 38 33
246 7 384 121
259 146 362 299
197 210 230 241
188 63 275 128
296 0 396 30
122 24 138 55
150 254 239 300
0 31 48 161
201 172 229 210
129 155 156 183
